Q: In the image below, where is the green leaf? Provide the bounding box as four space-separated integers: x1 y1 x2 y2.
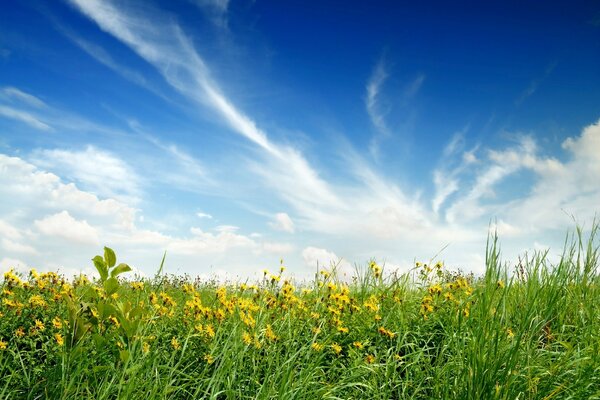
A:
119 350 130 363
104 246 117 268
92 255 108 282
110 263 132 278
104 277 119 295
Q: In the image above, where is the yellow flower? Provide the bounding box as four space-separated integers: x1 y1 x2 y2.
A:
54 333 64 346
463 307 470 318
365 354 375 364
0 340 7 350
108 316 120 328
331 343 342 355
378 326 396 339
142 341 150 354
242 331 253 345
204 354 215 364
52 317 63 329
311 342 323 351
337 326 349 334
15 327 25 338
265 324 278 341
35 319 45 331
352 341 364 350
204 324 215 339
171 337 181 350
506 328 515 339
497 280 505 289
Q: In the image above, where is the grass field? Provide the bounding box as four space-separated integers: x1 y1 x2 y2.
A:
1 225 599 399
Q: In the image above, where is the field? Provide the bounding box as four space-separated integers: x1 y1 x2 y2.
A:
1 227 599 399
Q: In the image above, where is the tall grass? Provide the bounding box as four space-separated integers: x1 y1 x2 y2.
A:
0 224 599 399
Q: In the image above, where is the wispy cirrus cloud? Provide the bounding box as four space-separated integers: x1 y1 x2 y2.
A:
0 105 52 131
66 0 343 211
1 87 47 108
49 0 600 277
189 0 230 28
366 58 390 136
365 58 425 159
515 61 557 106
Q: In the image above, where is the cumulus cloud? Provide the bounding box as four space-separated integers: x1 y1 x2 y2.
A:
302 246 354 278
0 154 291 277
30 146 142 204
269 212 295 233
34 211 100 245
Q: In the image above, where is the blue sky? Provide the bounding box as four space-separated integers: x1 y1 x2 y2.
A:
1 0 600 279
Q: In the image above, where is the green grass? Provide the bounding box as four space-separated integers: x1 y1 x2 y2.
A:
0 224 599 399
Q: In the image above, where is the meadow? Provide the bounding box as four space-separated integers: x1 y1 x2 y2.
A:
1 226 599 399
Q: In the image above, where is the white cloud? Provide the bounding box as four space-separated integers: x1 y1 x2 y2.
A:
269 212 295 233
1 87 47 108
302 246 353 278
0 219 22 240
67 0 342 216
214 225 239 233
197 212 213 219
366 58 390 137
190 0 230 28
0 257 30 276
34 211 100 245
0 154 291 277
261 242 295 255
30 146 142 203
404 73 426 99
66 33 153 91
1 238 38 255
0 105 52 131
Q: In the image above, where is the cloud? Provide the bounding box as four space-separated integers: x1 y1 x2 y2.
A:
404 73 426 99
214 225 240 233
269 212 295 233
302 246 353 277
0 105 52 131
0 257 30 276
30 146 142 203
1 87 47 108
366 58 390 136
66 33 151 89
34 210 100 245
67 0 341 215
431 127 478 214
189 0 230 28
0 220 22 240
0 153 297 277
261 242 295 255
515 62 557 106
197 212 213 219
2 238 39 255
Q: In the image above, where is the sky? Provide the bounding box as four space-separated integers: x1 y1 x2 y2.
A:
1 0 600 280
